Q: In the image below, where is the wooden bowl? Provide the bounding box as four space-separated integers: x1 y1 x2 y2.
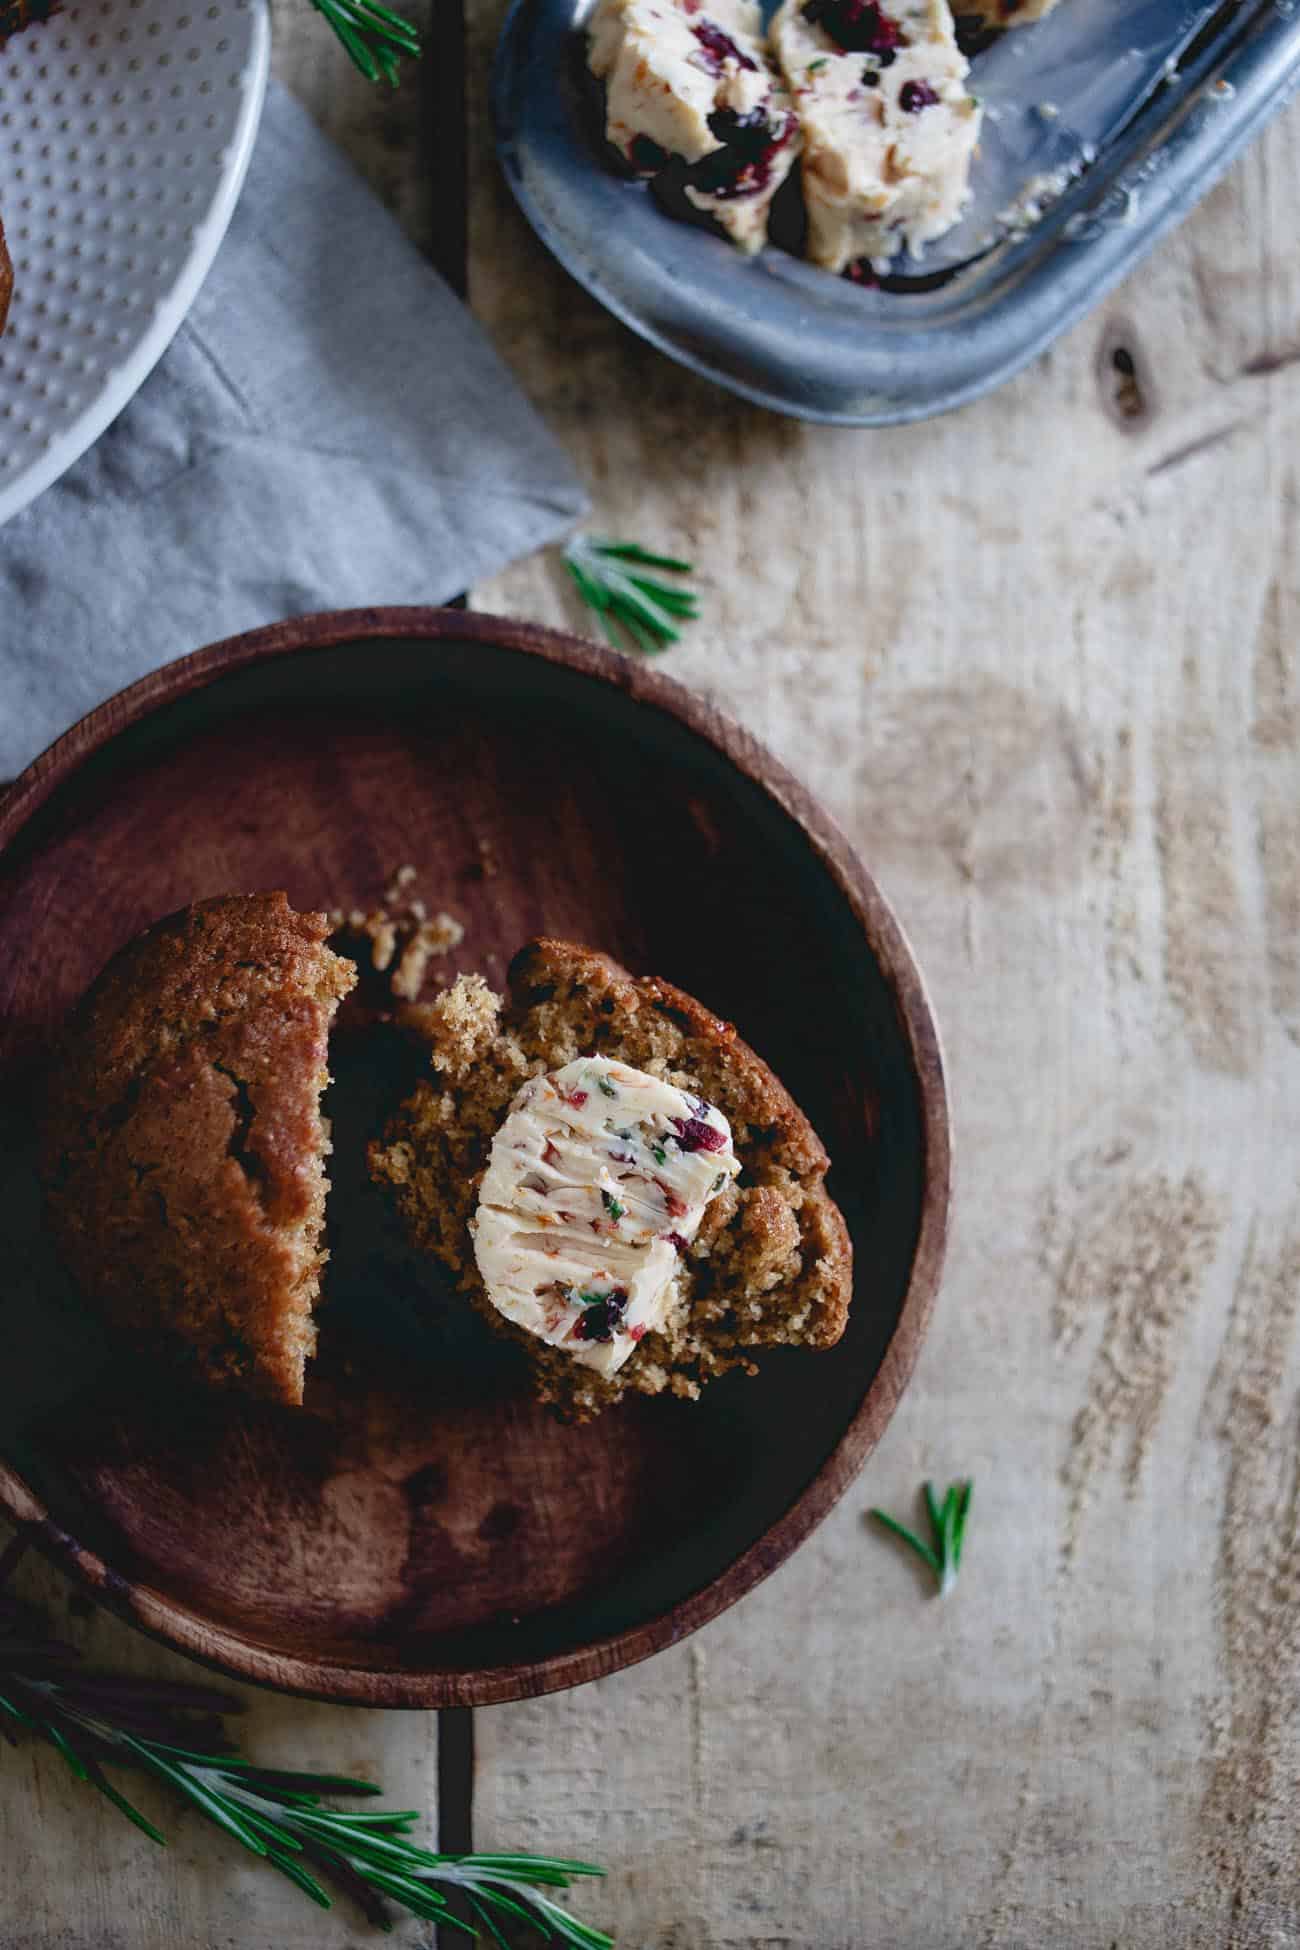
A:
0 609 949 1706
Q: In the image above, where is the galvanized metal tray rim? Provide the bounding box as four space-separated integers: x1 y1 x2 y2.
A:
493 0 1300 424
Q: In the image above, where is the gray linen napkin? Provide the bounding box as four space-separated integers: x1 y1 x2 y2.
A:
0 80 587 780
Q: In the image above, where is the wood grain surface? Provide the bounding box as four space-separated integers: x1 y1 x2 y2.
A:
4 1 1300 1946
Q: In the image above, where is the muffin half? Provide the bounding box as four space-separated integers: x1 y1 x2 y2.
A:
39 894 356 1404
369 938 853 1420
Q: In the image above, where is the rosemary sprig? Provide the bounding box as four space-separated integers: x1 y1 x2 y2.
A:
0 1596 609 1945
563 534 700 656
310 0 422 85
869 1480 973 1597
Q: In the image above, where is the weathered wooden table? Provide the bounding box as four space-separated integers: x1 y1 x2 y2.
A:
5 3 1299 1943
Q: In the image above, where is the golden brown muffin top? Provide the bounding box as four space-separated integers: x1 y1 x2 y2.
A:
40 894 356 1404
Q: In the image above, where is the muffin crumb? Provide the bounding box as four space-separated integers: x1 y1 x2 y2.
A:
331 869 464 1003
391 913 466 1002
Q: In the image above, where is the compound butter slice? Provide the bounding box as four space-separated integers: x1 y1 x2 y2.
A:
471 1055 741 1375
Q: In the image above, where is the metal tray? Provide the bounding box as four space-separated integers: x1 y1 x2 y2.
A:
492 0 1300 423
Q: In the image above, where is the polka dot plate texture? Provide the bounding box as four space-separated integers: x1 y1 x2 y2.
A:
0 0 269 526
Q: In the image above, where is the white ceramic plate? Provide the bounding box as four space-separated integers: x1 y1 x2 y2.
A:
0 0 269 526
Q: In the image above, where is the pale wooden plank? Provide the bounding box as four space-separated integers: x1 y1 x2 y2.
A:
0 1537 438 1947
464 3 1300 1933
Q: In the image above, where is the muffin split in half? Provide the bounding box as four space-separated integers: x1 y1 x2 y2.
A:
41 907 853 1416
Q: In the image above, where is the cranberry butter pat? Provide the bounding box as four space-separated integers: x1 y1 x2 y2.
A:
587 0 989 270
771 0 981 271
471 1055 741 1376
587 0 801 252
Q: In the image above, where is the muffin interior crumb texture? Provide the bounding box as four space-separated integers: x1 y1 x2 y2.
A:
369 939 853 1420
39 893 357 1405
328 865 465 1004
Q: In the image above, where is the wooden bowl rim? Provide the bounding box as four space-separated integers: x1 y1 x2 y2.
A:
0 606 951 1707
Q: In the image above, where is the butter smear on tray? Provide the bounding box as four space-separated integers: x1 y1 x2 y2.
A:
472 1055 741 1375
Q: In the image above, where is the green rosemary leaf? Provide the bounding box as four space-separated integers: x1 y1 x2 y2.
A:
1 1608 609 1940
526 1889 617 1948
230 1765 383 1797
0 1688 38 1732
468 1891 515 1950
353 0 422 49
436 1914 481 1943
621 610 667 658
604 575 682 639
923 1481 944 1541
939 1490 961 1597
871 1478 974 1597
468 1854 608 1882
869 1508 942 1577
350 1862 456 1921
459 1881 542 1925
588 541 694 573
122 1741 270 1855
951 1480 973 1567
311 0 422 81
473 1864 579 1891
563 534 699 656
467 1856 608 1875
144 1745 260 1770
89 1771 170 1848
297 1806 423 1828
326 10 380 81
267 1848 334 1911
283 1817 430 1868
626 577 698 616
43 1720 92 1783
564 558 612 612
226 1804 307 1854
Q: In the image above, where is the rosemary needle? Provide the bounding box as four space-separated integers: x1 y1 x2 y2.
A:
0 1595 609 1945
563 534 700 656
870 1479 973 1598
310 0 422 85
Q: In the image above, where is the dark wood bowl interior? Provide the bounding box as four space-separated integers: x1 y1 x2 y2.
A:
0 610 948 1705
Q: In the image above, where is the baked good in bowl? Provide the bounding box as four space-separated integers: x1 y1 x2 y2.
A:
369 937 853 1420
0 606 948 1706
39 893 356 1405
